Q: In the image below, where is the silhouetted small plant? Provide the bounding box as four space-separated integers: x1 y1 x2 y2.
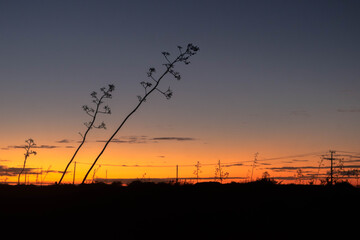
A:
250 152 259 182
91 165 102 183
315 157 324 185
345 169 360 186
214 160 229 183
58 84 114 184
111 181 123 186
255 172 278 185
262 171 270 180
296 168 304 184
81 44 199 184
17 138 37 185
40 165 52 186
193 161 202 183
308 178 315 185
333 158 345 183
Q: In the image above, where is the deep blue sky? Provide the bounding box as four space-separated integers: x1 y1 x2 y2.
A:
1 0 360 171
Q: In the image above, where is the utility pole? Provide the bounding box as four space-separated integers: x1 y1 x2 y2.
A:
73 161 76 185
218 160 222 183
40 167 43 186
323 150 337 185
176 165 178 183
195 161 200 183
250 152 258 182
330 151 334 185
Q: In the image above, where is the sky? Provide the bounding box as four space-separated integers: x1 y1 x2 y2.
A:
1 0 360 184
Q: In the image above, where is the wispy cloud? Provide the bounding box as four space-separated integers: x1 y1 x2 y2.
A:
97 136 149 144
151 137 196 141
35 145 60 149
345 159 360 163
340 165 360 169
258 162 272 166
2 143 76 150
56 139 72 143
5 144 60 149
0 165 38 176
0 165 63 177
292 159 310 162
267 166 320 172
280 159 310 163
96 136 196 144
337 108 360 113
223 163 243 167
268 164 360 173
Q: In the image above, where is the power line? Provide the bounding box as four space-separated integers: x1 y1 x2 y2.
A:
257 151 326 162
337 150 360 155
323 150 337 185
222 151 326 166
71 149 360 176
74 151 328 169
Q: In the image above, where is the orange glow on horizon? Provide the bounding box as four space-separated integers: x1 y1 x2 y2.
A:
1 140 359 186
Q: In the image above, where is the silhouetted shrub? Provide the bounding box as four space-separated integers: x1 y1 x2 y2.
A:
334 181 355 190
111 181 123 186
128 180 155 188
253 177 278 185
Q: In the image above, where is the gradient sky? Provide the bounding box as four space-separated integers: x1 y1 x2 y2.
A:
1 0 360 184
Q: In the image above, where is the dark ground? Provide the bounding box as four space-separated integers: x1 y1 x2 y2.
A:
1 181 359 239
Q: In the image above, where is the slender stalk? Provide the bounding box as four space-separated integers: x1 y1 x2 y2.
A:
58 97 102 184
17 156 28 185
82 65 172 184
58 84 114 184
81 44 199 184
17 139 36 185
250 152 258 182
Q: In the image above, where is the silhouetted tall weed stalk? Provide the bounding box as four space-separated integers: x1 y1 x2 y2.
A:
81 44 199 184
58 85 114 184
18 138 37 185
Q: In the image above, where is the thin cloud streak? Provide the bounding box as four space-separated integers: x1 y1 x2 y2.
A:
151 137 196 141
268 165 360 172
56 139 73 143
96 136 148 144
96 136 196 144
3 144 64 150
337 108 360 113
0 165 64 176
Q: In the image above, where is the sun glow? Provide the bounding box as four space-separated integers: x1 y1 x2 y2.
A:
2 138 359 186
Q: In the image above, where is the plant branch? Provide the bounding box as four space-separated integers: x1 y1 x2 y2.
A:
58 85 114 184
81 44 199 184
17 139 36 185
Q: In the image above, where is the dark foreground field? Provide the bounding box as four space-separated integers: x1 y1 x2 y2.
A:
1 181 359 239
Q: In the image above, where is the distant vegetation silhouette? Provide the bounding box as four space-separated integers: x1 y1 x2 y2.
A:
193 161 202 183
58 84 114 184
17 138 37 185
214 160 229 183
81 44 199 184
